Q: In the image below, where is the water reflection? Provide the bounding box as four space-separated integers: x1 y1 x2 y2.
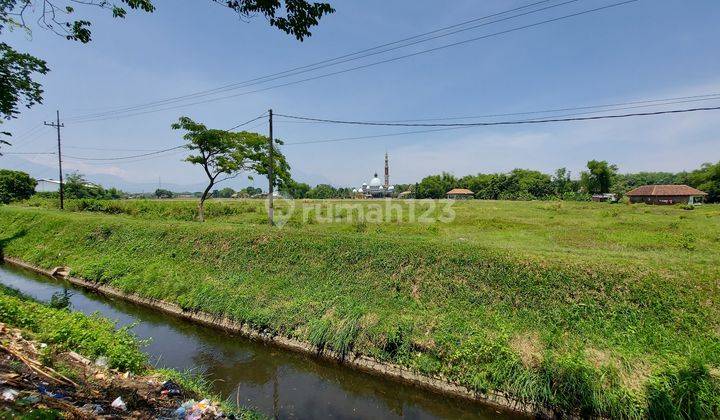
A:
0 263 523 419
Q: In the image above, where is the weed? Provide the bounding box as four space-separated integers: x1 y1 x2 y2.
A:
2 202 719 418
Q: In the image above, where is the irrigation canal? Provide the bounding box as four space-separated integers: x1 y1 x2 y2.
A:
0 263 524 419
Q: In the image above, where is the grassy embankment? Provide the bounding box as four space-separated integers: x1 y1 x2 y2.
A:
2 199 720 418
0 283 261 418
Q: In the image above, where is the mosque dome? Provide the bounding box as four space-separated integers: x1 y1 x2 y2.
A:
369 173 382 187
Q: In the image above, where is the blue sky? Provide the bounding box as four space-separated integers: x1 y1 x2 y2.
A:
2 0 720 191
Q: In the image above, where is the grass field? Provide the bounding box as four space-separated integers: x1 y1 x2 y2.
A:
2 198 720 418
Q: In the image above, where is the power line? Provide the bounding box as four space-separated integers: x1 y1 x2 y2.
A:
62 145 185 161
9 112 267 161
12 100 720 159
284 127 469 146
277 93 720 124
39 113 268 161
61 0 566 121
63 149 189 165
66 0 637 124
4 151 56 155
7 126 51 151
276 105 720 128
226 113 269 131
64 145 171 152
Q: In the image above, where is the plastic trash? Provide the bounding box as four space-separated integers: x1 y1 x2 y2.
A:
2 388 19 401
36 385 65 399
80 403 104 414
111 396 127 411
95 356 109 367
174 399 222 419
18 394 41 405
161 379 182 396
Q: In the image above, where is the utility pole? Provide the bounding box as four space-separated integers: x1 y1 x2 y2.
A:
268 109 274 226
44 110 64 210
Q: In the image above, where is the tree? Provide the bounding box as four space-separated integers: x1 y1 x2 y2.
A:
243 186 262 196
580 160 617 194
172 116 290 221
61 171 123 199
2 1 333 43
0 43 49 153
154 188 173 199
415 172 457 199
282 179 311 198
510 168 553 199
306 184 337 199
218 187 235 198
0 169 36 203
0 0 333 153
688 161 720 203
552 168 574 195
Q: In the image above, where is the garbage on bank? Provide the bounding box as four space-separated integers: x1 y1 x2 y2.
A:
174 398 225 419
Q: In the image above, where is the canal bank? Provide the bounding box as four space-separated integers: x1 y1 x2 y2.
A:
0 260 526 419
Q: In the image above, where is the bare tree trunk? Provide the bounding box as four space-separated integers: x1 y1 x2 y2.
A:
198 182 214 222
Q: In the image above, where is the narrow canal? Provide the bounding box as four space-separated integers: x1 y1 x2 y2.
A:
0 263 522 419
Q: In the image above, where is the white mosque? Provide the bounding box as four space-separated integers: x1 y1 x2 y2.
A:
353 153 395 198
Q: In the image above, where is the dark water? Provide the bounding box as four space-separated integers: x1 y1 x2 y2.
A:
0 264 522 419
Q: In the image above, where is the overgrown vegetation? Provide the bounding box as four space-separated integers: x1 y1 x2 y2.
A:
0 169 36 203
1 201 719 418
413 160 720 201
0 283 147 372
0 284 262 418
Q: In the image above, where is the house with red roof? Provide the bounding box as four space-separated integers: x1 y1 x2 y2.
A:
625 185 707 205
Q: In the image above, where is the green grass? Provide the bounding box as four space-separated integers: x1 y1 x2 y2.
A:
2 199 720 418
0 283 148 372
0 283 262 419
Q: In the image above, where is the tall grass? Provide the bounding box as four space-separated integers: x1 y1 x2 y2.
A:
1 204 719 418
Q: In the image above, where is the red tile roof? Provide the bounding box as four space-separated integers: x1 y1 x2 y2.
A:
625 185 707 196
446 188 474 195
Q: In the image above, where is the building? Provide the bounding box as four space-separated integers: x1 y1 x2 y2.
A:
625 185 707 205
353 153 395 198
446 188 474 199
591 193 618 203
36 178 61 193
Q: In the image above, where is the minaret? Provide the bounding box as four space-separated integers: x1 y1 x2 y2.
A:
384 152 389 189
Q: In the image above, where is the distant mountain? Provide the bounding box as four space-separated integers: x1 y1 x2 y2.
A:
2 158 338 193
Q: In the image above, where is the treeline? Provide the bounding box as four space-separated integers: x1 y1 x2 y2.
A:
2 160 718 204
281 181 352 199
414 160 720 202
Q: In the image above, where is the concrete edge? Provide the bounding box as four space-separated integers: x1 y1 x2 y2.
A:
2 256 553 418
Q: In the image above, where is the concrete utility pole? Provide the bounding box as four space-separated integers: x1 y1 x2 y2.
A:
44 110 64 210
268 109 274 226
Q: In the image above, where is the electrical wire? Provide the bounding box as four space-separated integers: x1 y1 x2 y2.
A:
284 127 469 146
36 113 269 162
63 149 189 165
64 145 170 152
4 151 56 155
62 0 565 121
276 105 720 128
62 145 186 161
276 93 720 124
226 113 268 131
66 0 637 123
14 94 719 160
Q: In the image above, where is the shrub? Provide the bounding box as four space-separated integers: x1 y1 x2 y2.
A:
0 286 147 372
0 169 36 204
